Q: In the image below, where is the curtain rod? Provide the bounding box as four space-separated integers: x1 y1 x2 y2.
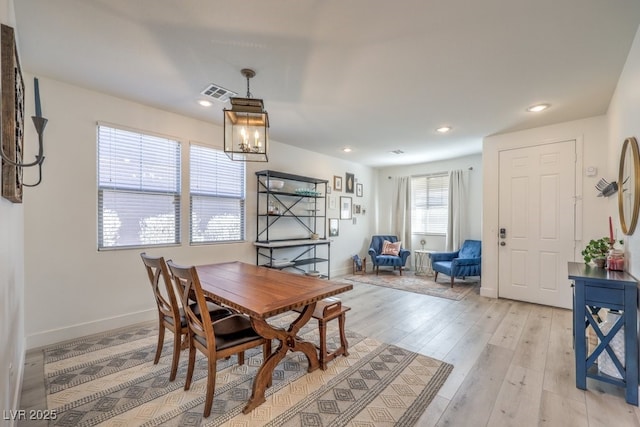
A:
388 166 473 179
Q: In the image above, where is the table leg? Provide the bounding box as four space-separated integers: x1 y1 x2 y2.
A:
243 302 319 413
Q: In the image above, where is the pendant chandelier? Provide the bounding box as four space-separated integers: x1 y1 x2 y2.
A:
223 68 269 162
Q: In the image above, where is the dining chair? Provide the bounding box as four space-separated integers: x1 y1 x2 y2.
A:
140 253 233 381
166 260 272 418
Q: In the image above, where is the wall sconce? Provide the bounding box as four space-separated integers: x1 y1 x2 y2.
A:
595 178 619 197
1 77 48 187
223 68 269 162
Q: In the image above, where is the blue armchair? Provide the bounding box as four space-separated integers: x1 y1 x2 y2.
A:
431 240 481 287
368 235 411 275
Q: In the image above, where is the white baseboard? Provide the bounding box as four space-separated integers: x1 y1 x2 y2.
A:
480 284 498 298
25 309 156 350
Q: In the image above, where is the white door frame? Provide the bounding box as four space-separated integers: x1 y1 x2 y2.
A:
481 135 583 299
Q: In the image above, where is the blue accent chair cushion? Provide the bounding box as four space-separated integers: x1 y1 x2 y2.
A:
368 235 411 275
431 240 481 287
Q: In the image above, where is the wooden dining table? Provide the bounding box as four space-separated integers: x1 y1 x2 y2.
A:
195 261 353 413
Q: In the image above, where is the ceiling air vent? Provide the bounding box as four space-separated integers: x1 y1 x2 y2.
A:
200 84 237 103
390 149 405 155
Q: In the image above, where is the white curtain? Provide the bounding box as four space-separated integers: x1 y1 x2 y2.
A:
446 170 465 251
393 176 412 254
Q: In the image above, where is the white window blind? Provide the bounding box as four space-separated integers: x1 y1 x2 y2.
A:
190 144 245 243
411 174 449 234
98 125 181 249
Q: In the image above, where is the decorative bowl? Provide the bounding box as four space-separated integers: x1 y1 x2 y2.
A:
305 270 321 277
268 179 285 190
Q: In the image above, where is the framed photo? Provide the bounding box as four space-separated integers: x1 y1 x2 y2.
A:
340 196 352 220
329 196 336 210
345 172 355 193
353 204 361 214
333 175 343 192
327 185 331 194
356 183 363 197
329 218 339 237
1 24 24 203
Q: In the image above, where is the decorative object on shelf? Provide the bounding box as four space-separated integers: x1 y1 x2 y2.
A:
607 249 625 271
223 68 268 162
267 179 284 190
345 172 355 193
333 175 342 192
1 25 48 202
294 188 321 196
329 218 339 236
581 237 613 267
618 136 640 235
598 309 625 379
356 183 363 197
340 196 352 220
595 178 618 197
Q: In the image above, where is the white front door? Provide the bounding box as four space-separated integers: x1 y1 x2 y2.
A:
498 140 576 308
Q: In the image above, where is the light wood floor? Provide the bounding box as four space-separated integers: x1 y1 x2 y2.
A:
19 279 640 426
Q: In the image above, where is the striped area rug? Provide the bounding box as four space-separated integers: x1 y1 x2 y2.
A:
43 314 453 426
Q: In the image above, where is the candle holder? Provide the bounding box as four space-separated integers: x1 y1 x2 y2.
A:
0 77 48 187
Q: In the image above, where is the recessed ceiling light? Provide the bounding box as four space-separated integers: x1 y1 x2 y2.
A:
198 99 213 107
436 126 452 133
342 147 352 153
527 103 550 112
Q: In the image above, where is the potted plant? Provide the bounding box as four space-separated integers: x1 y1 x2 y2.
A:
581 237 612 267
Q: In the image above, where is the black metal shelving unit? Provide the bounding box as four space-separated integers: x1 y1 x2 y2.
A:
254 170 330 278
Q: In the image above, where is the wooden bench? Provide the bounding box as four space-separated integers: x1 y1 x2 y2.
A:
295 297 351 370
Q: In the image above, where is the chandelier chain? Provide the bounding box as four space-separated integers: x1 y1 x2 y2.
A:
246 75 252 98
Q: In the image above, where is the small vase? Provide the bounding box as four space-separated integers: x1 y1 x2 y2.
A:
594 258 606 268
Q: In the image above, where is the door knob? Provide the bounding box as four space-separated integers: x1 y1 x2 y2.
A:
500 241 506 246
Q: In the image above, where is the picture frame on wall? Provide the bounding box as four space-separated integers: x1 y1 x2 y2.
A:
1 24 24 203
356 183 363 197
329 196 336 210
340 196 352 220
329 218 339 237
345 172 355 193
333 175 343 192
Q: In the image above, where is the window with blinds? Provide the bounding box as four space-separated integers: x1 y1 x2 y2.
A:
97 125 181 249
411 174 449 234
190 144 245 243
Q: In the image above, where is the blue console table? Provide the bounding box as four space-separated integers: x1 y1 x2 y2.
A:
568 262 638 405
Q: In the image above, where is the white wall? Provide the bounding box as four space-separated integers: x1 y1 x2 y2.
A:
608 25 640 276
23 76 375 349
375 153 483 252
482 115 609 298
0 0 24 417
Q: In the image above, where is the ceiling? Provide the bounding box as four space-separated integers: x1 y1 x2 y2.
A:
13 0 640 167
